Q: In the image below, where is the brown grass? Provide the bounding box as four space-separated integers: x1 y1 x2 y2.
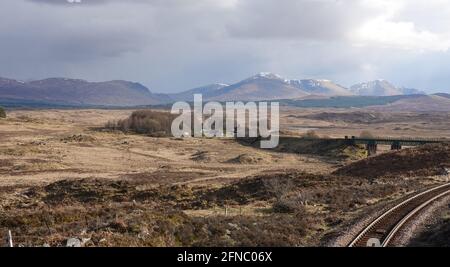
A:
1 108 449 247
0 159 441 247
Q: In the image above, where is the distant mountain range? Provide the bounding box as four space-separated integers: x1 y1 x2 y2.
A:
198 73 354 101
177 74 425 101
0 77 169 106
0 73 438 107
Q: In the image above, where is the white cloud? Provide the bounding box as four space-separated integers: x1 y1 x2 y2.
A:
353 0 450 52
354 19 450 52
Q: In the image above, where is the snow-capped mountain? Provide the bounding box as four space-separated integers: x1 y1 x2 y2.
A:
203 73 310 101
174 73 354 102
287 79 353 96
350 80 427 96
350 80 400 96
398 87 426 95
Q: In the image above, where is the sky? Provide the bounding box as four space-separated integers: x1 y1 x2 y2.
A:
1 0 450 93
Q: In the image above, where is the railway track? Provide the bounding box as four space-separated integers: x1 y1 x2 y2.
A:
348 182 450 247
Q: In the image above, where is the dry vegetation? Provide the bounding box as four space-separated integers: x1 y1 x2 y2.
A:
0 169 445 247
333 143 450 179
0 178 312 247
260 137 368 161
0 108 449 247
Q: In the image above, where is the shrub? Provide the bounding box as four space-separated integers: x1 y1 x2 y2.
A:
0 107 5 118
302 130 320 139
272 197 304 214
359 130 375 138
262 178 309 214
263 178 293 200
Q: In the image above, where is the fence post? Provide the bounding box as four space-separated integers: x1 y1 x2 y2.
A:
6 230 13 247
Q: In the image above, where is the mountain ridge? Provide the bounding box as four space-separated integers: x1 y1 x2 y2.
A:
0 77 166 106
188 73 355 101
0 73 436 107
350 80 425 96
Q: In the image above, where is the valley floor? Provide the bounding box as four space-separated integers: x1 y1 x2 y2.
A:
0 108 449 246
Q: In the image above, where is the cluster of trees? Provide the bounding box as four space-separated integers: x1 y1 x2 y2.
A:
0 106 6 118
106 110 176 137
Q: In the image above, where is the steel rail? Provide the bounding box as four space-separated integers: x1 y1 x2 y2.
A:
348 182 450 247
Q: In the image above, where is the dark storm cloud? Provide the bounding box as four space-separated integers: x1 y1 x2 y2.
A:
27 0 142 5
26 0 191 6
0 1 149 60
1 0 450 93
